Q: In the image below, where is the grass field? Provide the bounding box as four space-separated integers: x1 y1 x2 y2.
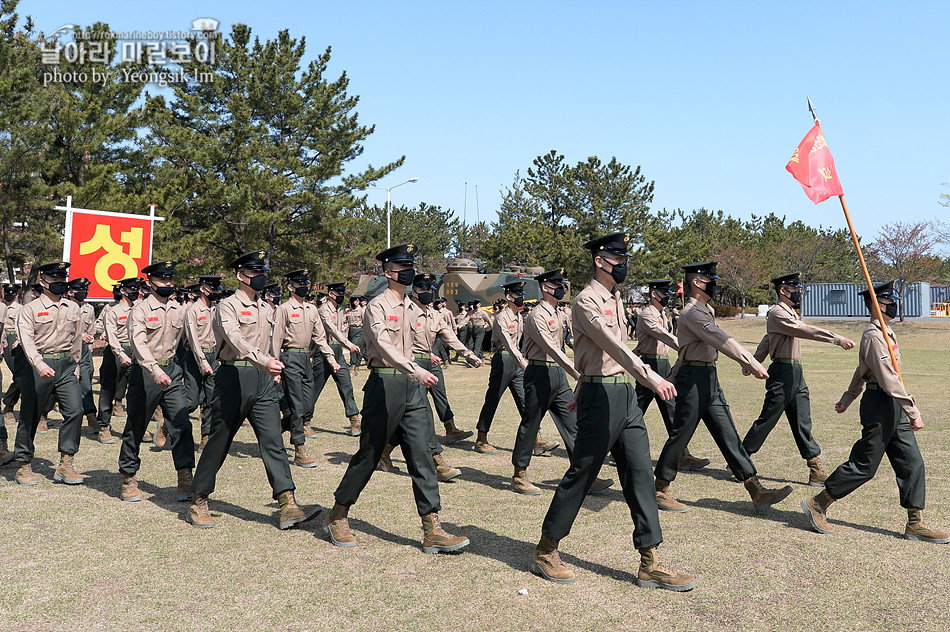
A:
2 317 949 632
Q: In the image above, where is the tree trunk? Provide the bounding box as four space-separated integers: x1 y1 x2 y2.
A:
740 294 746 318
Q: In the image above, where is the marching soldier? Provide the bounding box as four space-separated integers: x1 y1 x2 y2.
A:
346 295 365 374
468 299 491 359
1 283 22 438
183 275 223 452
531 233 694 590
315 282 361 436
323 244 469 553
802 281 949 543
743 272 854 485
474 282 557 455
634 280 710 471
118 261 195 503
0 285 10 465
95 277 141 443
188 250 321 530
431 297 452 366
653 261 793 513
457 302 473 354
66 278 98 432
13 262 86 486
511 269 613 495
271 268 338 467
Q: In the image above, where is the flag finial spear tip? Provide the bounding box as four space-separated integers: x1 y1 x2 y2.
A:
807 97 819 124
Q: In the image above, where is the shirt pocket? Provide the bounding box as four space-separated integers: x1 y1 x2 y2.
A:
237 312 257 326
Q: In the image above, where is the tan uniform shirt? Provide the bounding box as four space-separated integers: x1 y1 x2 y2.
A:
455 310 470 331
365 288 428 383
346 306 364 328
571 278 662 389
129 294 186 382
271 296 335 362
16 294 82 373
561 306 573 335
839 319 919 419
674 297 762 373
409 299 477 362
185 299 218 373
260 301 276 341
753 301 844 362
436 307 454 331
470 308 492 329
634 304 679 356
525 300 580 380
213 290 275 370
491 305 527 369
79 303 95 338
4 301 18 337
105 300 133 363
319 301 351 347
95 301 115 338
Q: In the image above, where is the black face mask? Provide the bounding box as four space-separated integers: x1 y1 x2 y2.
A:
882 301 898 319
658 295 670 307
207 292 221 302
607 260 628 284
702 280 717 299
333 294 345 305
123 291 137 303
152 285 176 298
789 290 802 308
293 286 310 298
392 268 415 286
415 291 434 305
5 292 18 302
112 291 122 302
244 274 268 291
72 291 88 301
47 281 69 295
553 287 566 301
512 296 524 308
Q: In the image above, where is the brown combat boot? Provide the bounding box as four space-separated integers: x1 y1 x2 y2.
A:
377 443 399 472
806 457 828 486
2 404 14 424
679 448 711 471
744 476 793 512
635 547 697 592
531 535 575 584
0 437 14 466
121 473 142 502
53 452 85 485
303 423 319 439
187 494 215 528
141 430 154 444
197 434 209 454
589 477 615 493
474 431 497 454
443 419 474 444
905 508 950 544
154 421 169 449
113 400 125 416
323 503 357 547
276 490 322 530
348 414 361 437
511 466 541 495
421 512 469 553
15 461 39 486
434 453 461 482
97 425 116 444
176 468 194 502
85 412 98 435
655 478 688 512
533 432 559 456
292 443 317 468
801 490 835 534
37 416 49 434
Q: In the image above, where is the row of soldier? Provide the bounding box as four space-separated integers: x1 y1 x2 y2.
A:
2 234 946 593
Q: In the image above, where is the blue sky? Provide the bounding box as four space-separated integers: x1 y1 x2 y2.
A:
21 1 950 242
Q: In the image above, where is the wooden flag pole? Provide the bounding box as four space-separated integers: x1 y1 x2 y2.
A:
837 194 902 383
805 99 902 382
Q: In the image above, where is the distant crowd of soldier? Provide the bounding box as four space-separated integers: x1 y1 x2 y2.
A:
2 233 945 593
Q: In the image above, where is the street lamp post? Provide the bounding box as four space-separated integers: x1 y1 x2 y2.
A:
367 177 419 248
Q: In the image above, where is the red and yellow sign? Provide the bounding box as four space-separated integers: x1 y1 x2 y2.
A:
62 205 159 300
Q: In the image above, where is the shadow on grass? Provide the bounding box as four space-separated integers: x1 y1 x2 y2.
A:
459 524 638 582
0 456 55 482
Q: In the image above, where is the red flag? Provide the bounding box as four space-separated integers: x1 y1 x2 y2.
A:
786 122 844 204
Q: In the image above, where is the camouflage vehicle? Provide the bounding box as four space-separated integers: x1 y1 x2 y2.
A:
351 257 562 314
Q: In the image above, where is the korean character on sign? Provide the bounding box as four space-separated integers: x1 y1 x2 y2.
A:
168 42 190 64
40 41 62 65
87 41 109 64
120 41 142 64
145 42 167 65
62 41 85 63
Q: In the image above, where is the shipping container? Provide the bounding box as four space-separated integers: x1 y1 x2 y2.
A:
801 282 930 318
